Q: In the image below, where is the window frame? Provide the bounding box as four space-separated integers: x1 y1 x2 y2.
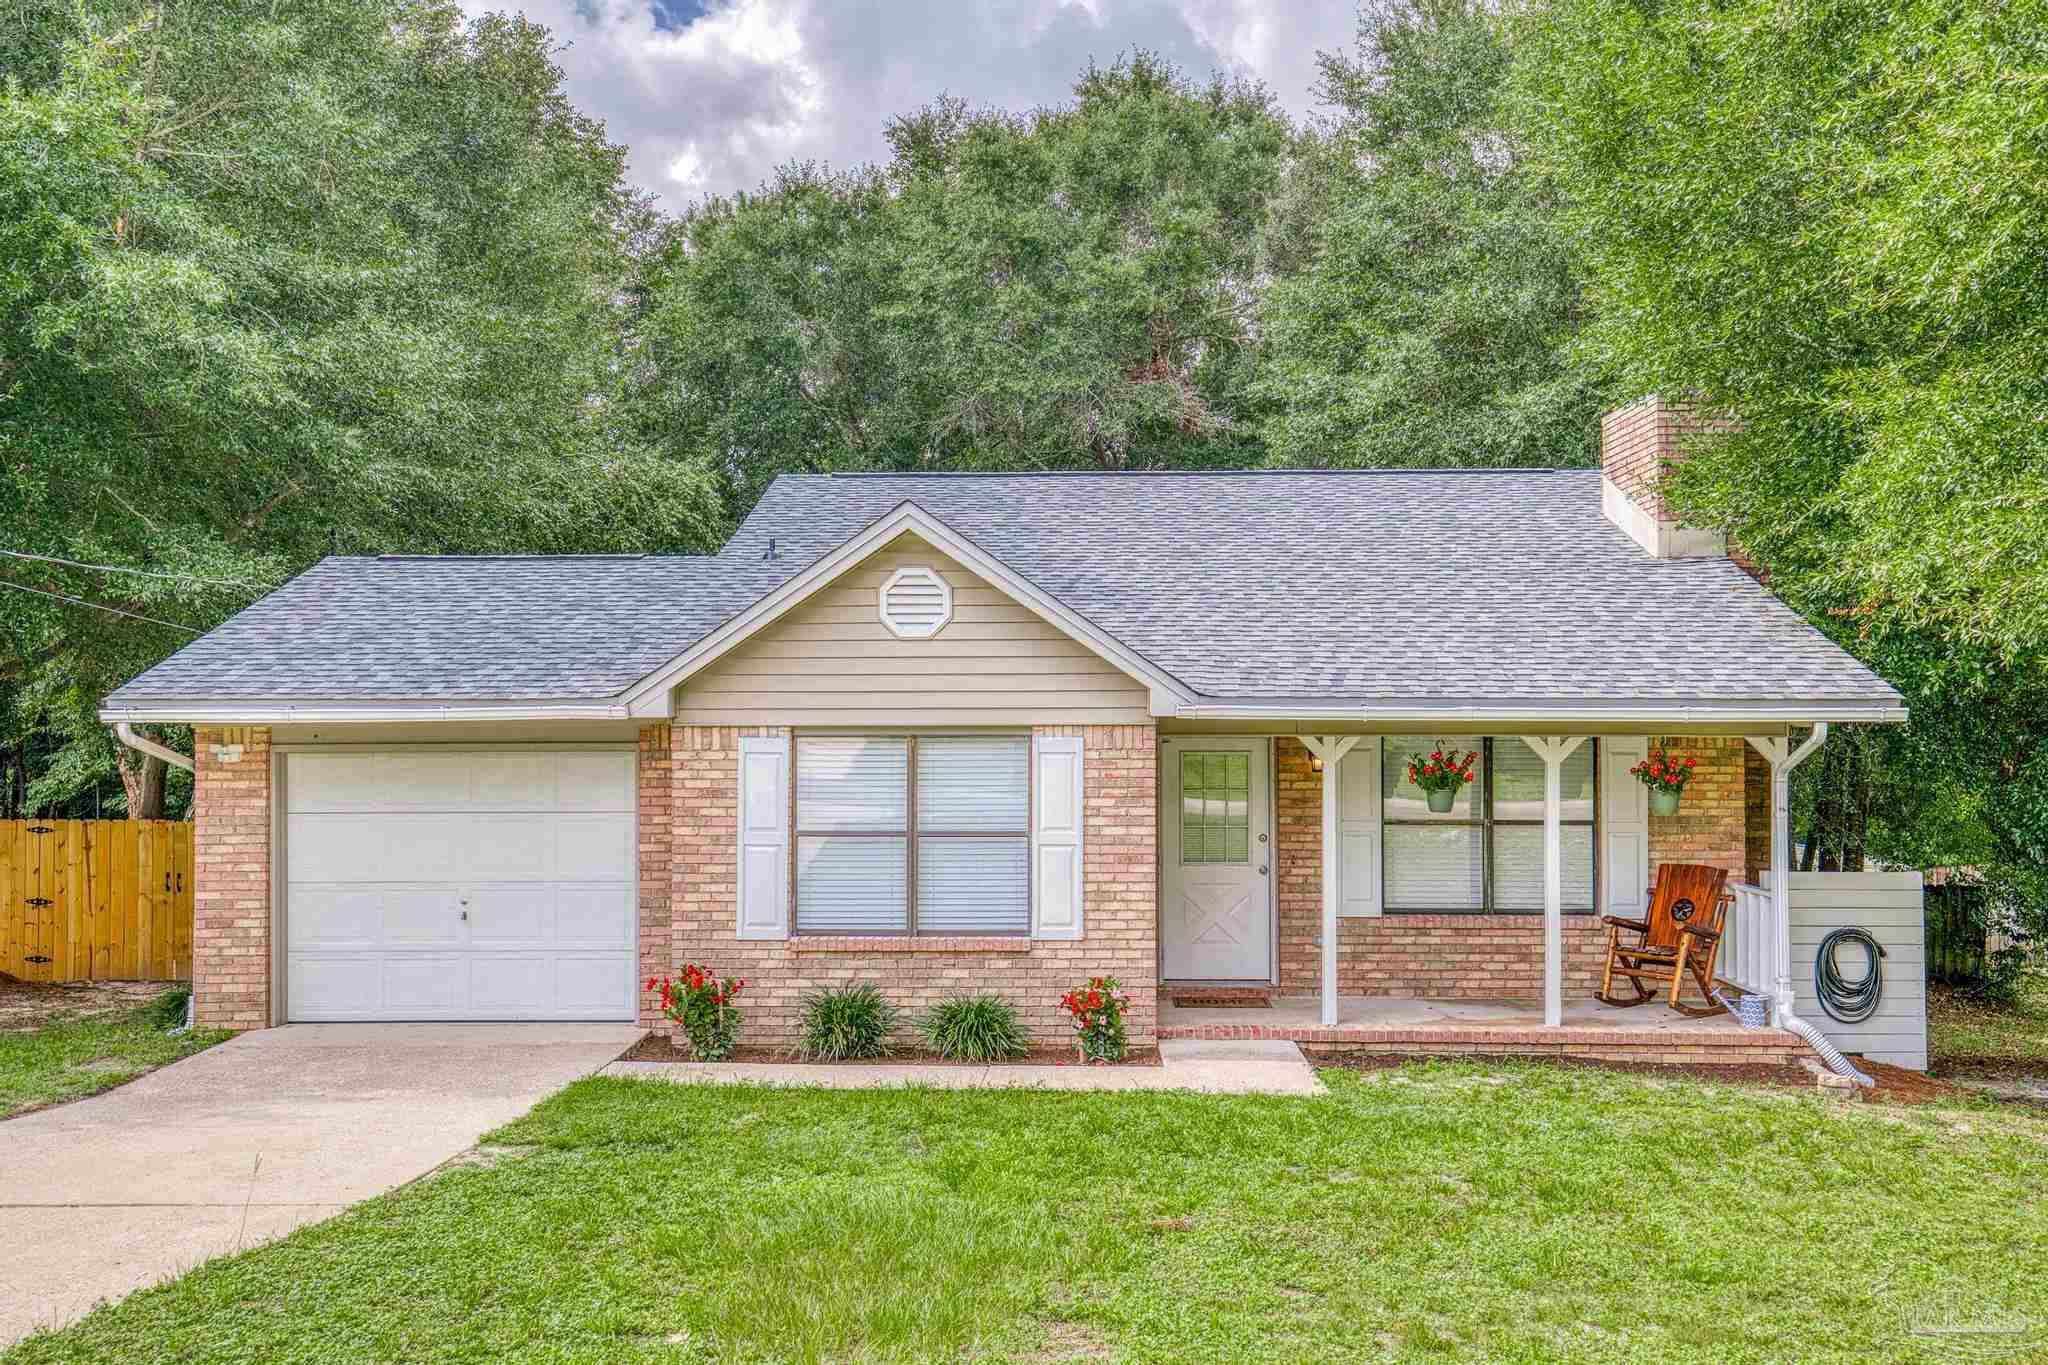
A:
1379 736 1600 916
789 731 1033 937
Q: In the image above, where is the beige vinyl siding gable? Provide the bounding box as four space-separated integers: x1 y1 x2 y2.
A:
673 534 1154 725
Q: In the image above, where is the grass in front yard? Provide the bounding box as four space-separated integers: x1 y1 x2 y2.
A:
1930 973 2048 1070
9 1064 2048 1363
0 986 232 1119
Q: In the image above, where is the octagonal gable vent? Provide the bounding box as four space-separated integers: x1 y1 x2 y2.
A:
878 565 952 639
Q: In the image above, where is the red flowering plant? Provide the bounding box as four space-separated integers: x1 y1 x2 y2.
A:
647 963 745 1061
1059 976 1132 1063
1628 747 1699 793
1405 742 1479 797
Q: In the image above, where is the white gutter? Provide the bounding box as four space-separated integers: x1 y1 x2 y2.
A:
113 721 195 773
1756 722 1875 1087
99 701 637 725
1172 702 1908 725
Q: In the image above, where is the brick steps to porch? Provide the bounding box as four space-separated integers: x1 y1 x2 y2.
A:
1158 1020 1811 1067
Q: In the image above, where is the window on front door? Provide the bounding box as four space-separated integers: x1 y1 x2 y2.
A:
1380 736 1597 913
1179 750 1252 865
794 735 1031 935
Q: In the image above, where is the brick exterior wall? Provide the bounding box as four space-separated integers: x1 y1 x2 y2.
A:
192 726 272 1030
637 724 675 1028
182 721 1760 1032
1647 735 1748 881
1744 742 1772 883
1272 739 1608 1000
658 723 1159 1046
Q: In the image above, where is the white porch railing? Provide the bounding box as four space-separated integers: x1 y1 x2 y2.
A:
1719 881 1774 996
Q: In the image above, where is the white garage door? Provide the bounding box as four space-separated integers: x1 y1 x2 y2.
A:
286 749 637 1022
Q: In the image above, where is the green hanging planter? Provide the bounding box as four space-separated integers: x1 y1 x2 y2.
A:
1649 786 1683 817
1425 787 1457 814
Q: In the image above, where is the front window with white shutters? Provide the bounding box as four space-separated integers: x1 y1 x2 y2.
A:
794 735 1030 935
1380 736 1598 914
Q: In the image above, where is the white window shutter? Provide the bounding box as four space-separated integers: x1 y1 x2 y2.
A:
737 735 790 940
1030 734 1084 939
1338 737 1381 917
1601 737 1648 918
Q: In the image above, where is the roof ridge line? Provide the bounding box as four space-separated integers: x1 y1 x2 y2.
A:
825 467 1586 479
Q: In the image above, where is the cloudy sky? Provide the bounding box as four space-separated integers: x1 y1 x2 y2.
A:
459 0 1358 205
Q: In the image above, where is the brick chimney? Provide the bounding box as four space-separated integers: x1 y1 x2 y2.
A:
1599 395 1728 559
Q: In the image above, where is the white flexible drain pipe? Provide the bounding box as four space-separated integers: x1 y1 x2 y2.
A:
1781 1012 1876 1087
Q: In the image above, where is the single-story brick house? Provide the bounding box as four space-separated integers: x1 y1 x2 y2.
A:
102 400 1905 1059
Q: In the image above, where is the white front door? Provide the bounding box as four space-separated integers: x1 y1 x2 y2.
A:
1161 738 1271 980
285 748 638 1021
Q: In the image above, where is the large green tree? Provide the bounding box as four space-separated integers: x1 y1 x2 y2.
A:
1518 0 2048 922
0 0 721 814
1258 0 1608 469
630 55 1289 517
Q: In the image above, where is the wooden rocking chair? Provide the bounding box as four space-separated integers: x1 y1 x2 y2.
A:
1596 862 1732 1017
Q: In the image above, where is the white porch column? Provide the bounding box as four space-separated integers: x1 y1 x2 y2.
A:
1520 736 1586 1027
1745 725 1828 1025
1299 736 1359 1028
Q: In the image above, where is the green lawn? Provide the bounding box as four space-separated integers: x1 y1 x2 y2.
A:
1930 974 2048 1071
0 988 232 1119
8 1064 2048 1364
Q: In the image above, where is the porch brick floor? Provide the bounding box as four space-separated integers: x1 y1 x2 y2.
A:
1158 994 1810 1067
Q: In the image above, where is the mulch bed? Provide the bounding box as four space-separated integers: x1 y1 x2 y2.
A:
1314 1051 1816 1091
1312 1049 1975 1105
0 975 172 1032
1853 1059 1969 1106
619 1033 1162 1067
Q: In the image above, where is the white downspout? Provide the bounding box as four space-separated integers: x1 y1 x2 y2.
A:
113 721 194 773
1760 723 1874 1086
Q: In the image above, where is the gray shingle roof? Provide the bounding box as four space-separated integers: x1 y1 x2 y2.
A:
106 469 1902 709
722 470 1899 707
107 555 781 702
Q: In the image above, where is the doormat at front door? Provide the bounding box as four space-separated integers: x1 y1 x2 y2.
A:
1169 989 1272 1009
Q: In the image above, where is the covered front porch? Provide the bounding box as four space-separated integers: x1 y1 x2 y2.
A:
1157 718 1843 1065
1158 988 1807 1067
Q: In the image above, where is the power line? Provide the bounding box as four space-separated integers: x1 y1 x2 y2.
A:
0 548 269 591
0 579 203 633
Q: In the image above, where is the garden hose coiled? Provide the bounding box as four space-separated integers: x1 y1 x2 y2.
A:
1814 926 1886 1024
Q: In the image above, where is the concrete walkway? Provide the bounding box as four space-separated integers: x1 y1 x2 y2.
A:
603 1038 1326 1095
0 1022 639 1347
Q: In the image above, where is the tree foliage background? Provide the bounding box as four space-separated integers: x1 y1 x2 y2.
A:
4 0 2043 941
0 0 721 815
1517 0 2048 943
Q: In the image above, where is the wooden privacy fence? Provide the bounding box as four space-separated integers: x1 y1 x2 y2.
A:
0 820 194 983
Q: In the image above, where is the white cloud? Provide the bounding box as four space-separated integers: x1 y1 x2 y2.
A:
460 0 1357 205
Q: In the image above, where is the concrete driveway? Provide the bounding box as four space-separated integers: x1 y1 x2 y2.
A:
0 1022 640 1347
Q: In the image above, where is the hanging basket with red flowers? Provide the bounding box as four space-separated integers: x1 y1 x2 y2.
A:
647 963 746 1061
1629 747 1699 815
1406 742 1479 813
